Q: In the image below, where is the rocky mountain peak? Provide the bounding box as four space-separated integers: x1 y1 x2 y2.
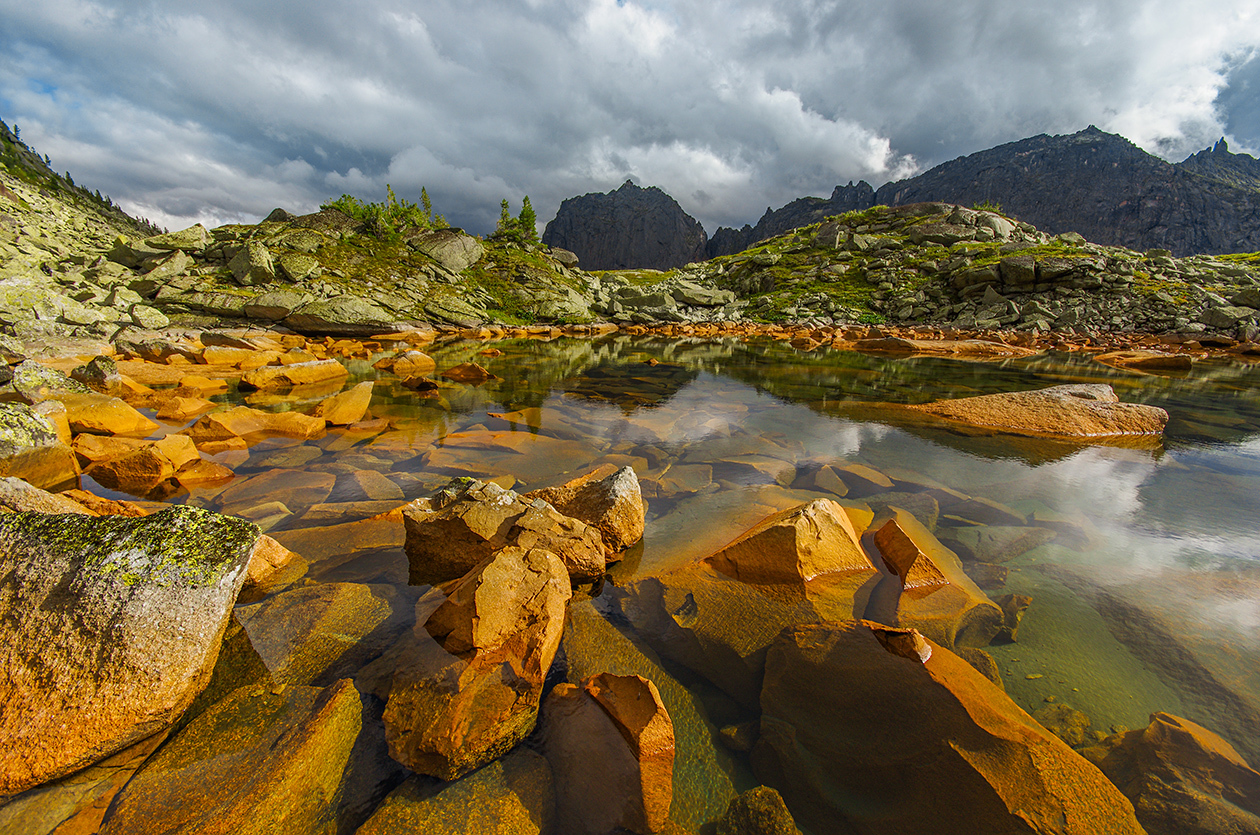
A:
542 180 708 271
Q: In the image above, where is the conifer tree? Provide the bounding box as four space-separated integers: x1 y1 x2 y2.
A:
518 196 538 244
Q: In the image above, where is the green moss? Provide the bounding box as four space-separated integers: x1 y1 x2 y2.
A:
1 506 260 588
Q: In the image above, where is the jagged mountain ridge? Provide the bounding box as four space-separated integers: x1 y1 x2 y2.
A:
549 128 1260 268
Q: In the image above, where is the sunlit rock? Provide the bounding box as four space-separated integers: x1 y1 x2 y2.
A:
100 680 362 835
403 478 607 584
1086 712 1260 835
541 673 675 835
704 499 871 585
0 475 91 515
904 383 1168 438
526 464 646 554
57 391 159 437
185 405 326 443
384 545 571 780
752 620 1145 835
238 358 348 390
0 507 262 794
873 509 1003 649
314 380 374 426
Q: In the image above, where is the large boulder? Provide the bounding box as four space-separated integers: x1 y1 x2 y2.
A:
0 401 80 490
383 545 571 780
407 229 484 273
0 506 263 794
313 380 374 426
1088 712 1260 835
100 680 362 835
903 383 1168 438
284 296 403 336
403 478 607 584
525 464 645 554
752 620 1145 835
57 391 160 437
540 672 675 835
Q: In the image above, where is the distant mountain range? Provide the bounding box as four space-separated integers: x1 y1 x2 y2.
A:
543 127 1260 269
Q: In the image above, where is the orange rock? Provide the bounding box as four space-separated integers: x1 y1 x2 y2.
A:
1089 712 1260 835
385 545 571 780
153 434 200 471
172 373 229 396
238 359 348 390
154 395 217 422
32 400 72 445
440 362 499 384
874 517 948 590
511 501 607 582
214 469 335 517
1094 350 1194 373
87 446 176 496
174 459 235 489
241 534 307 600
752 621 1145 835
185 406 326 442
73 434 147 467
313 380 374 426
875 508 1003 649
542 673 675 835
705 499 871 585
374 350 437 377
57 392 159 437
905 383 1168 438
526 465 646 554
200 345 283 368
60 489 151 517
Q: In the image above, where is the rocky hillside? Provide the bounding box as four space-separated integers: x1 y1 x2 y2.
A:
708 127 1260 258
541 180 708 270
3 142 1260 350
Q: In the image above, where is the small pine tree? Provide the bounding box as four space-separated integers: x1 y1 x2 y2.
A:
12 125 19 142
421 188 433 223
517 196 538 244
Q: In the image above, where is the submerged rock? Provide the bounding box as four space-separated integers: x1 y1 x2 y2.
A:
752 620 1145 835
1088 712 1260 835
541 672 675 835
238 358 349 390
384 545 571 780
357 747 554 835
100 680 362 835
904 383 1169 438
715 786 803 835
0 507 262 794
704 498 871 585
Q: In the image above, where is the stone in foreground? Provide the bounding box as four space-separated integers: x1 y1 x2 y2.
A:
0 506 263 794
704 498 870 585
541 672 675 834
904 383 1168 437
101 680 362 835
715 786 803 835
1088 711 1260 835
384 545 571 780
752 620 1144 835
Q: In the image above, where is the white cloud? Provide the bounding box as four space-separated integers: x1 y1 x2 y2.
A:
1 0 1257 235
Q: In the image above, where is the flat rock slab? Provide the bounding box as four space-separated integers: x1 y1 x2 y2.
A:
0 506 263 794
904 383 1168 438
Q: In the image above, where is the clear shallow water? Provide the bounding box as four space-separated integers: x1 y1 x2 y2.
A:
70 335 1260 826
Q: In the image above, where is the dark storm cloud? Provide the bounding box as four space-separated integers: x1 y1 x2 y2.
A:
1 0 1256 235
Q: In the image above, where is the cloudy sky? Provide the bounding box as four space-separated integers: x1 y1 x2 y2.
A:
2 0 1258 236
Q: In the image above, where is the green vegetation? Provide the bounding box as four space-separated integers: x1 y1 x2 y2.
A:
321 184 447 239
492 196 540 246
972 199 1003 213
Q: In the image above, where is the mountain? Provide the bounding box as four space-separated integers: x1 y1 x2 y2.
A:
541 180 708 270
706 181 875 258
706 127 1260 258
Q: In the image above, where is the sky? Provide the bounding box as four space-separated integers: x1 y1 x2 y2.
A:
1 0 1258 237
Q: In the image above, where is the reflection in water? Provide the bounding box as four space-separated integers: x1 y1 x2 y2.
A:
156 334 1260 820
